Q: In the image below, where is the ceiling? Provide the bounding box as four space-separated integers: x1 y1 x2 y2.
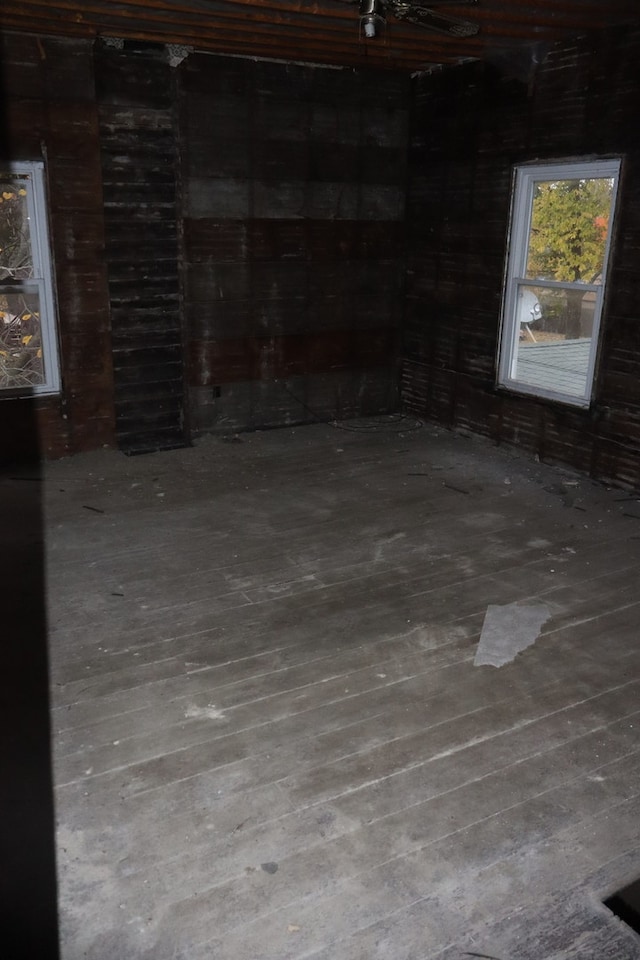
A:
1 0 638 73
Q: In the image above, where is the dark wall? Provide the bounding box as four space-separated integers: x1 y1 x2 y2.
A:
1 34 115 460
2 35 409 458
179 55 409 435
95 40 186 454
403 26 640 489
8 26 640 480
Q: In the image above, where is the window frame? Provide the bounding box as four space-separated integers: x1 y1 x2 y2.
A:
0 160 60 398
497 158 621 408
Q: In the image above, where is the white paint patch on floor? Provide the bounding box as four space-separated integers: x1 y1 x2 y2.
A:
184 704 226 720
474 602 551 668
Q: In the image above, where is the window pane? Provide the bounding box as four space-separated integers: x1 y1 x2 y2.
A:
511 283 592 399
499 160 620 407
525 177 614 283
0 290 45 388
0 175 33 280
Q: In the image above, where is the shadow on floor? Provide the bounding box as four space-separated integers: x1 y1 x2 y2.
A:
1 398 59 959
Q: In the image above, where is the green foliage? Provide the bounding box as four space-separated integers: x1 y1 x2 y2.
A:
527 177 613 284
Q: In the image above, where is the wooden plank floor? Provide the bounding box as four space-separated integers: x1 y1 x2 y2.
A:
40 419 640 959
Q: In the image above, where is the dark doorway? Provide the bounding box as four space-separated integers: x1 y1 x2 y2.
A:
604 879 640 936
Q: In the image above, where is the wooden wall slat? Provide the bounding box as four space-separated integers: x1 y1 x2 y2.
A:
95 39 186 454
0 34 116 460
179 53 410 435
403 24 640 490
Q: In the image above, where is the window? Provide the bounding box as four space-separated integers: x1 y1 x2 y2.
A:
498 159 621 407
0 161 59 396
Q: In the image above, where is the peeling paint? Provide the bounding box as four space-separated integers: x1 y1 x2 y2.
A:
474 603 551 668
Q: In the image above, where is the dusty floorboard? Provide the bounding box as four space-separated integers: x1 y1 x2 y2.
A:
29 419 640 957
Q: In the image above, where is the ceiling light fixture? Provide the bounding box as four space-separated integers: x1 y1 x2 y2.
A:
359 0 386 39
355 0 480 41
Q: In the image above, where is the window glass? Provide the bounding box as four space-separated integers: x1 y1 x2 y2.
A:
0 164 59 395
0 176 33 279
0 291 44 389
498 161 620 407
525 177 613 283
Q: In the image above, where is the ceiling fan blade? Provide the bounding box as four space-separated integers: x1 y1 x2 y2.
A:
346 0 478 5
390 3 480 37
402 0 478 6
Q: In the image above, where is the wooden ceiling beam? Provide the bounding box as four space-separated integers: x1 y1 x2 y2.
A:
0 16 441 72
0 0 478 52
0 0 597 58
1 0 637 73
0 1 480 62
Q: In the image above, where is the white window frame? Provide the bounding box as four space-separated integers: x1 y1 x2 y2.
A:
0 161 60 397
497 158 621 408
